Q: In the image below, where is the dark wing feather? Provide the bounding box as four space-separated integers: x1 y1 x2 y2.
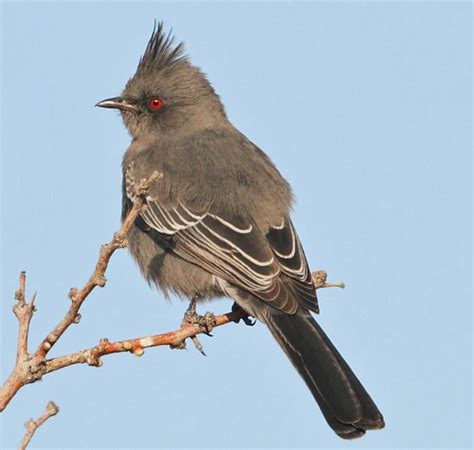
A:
135 193 303 313
267 219 319 313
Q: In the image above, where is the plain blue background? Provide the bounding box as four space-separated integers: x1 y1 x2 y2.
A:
1 1 471 449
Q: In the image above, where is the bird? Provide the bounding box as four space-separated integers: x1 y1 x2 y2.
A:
96 23 385 439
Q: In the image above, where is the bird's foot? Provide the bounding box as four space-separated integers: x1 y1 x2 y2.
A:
178 295 216 356
182 296 215 333
311 270 345 290
231 302 256 326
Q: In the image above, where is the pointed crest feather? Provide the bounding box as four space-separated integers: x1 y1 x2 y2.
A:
136 21 186 75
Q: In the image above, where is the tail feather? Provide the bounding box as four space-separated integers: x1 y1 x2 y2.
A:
263 308 385 439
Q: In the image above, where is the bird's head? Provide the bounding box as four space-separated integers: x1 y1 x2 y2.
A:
96 22 226 138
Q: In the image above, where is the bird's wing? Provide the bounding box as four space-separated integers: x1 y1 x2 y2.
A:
126 170 317 314
144 199 299 312
267 218 319 313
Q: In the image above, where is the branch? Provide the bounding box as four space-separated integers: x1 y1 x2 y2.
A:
10 268 343 374
0 172 161 412
18 401 59 450
312 270 345 290
7 270 344 377
35 171 162 359
44 308 249 372
12 271 36 365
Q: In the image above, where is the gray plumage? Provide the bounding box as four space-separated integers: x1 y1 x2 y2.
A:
97 23 384 439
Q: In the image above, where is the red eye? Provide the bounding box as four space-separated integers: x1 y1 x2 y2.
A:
148 97 164 110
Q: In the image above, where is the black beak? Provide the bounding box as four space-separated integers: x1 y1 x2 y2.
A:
95 96 138 112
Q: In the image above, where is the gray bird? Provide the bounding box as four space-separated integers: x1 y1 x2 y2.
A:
97 23 385 439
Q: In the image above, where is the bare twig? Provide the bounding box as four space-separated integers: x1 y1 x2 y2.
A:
13 272 36 364
15 267 343 374
44 308 248 372
35 171 162 360
312 270 345 290
18 401 59 450
0 172 160 412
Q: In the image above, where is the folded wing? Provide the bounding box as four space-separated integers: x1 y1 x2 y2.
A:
127 173 317 313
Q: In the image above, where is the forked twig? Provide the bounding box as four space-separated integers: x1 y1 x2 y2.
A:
0 172 160 412
18 401 59 450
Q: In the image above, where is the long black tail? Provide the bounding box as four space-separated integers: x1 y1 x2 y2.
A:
262 307 385 439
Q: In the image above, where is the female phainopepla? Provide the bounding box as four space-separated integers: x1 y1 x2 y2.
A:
96 23 385 439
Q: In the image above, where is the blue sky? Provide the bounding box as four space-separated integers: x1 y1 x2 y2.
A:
1 2 471 449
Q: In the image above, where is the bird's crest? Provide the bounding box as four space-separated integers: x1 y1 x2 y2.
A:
136 22 186 75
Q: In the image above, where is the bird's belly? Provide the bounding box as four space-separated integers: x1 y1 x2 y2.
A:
127 224 223 300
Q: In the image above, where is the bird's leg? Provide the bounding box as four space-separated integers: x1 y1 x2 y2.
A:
182 295 199 326
182 295 215 333
231 302 256 326
178 295 215 356
312 270 345 290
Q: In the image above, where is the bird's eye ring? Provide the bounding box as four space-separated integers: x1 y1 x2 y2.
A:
148 97 164 110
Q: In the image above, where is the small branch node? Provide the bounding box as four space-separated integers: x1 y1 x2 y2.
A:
24 419 34 432
42 342 52 351
45 400 60 416
68 288 78 302
312 270 328 287
94 274 107 288
122 341 133 351
113 232 128 248
12 302 34 320
135 170 162 197
312 270 345 290
133 347 145 357
23 355 45 379
73 313 81 324
85 351 102 367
